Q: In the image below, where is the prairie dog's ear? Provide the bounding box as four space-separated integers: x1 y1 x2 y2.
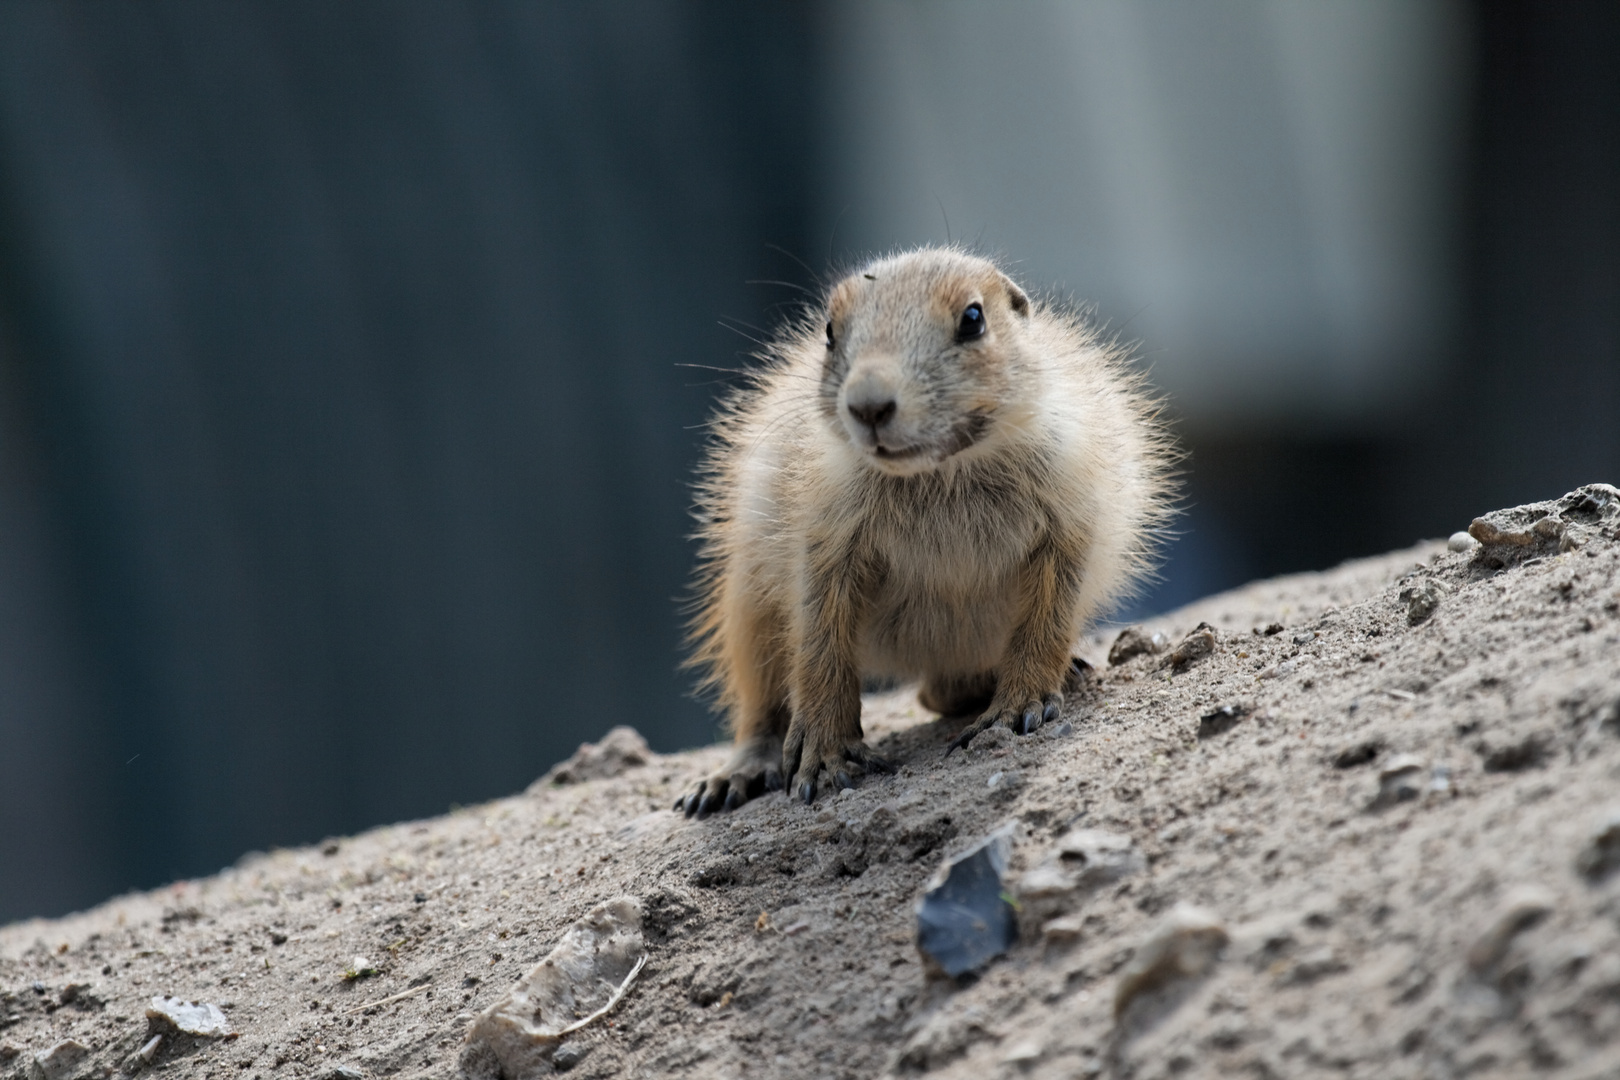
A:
998 272 1030 316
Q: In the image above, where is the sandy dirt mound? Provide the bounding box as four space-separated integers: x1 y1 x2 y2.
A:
4 486 1619 1080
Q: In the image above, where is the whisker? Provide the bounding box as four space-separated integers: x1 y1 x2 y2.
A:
746 279 816 296
765 243 822 287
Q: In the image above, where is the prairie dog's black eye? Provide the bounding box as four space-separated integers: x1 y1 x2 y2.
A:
825 322 835 349
956 303 985 342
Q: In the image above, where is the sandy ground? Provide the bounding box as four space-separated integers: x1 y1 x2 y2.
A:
4 485 1620 1080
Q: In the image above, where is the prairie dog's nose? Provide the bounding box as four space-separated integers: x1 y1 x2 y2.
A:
844 366 899 430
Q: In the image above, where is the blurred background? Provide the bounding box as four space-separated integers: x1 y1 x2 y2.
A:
0 0 1614 922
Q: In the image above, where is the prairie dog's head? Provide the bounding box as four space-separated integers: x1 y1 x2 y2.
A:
820 248 1032 475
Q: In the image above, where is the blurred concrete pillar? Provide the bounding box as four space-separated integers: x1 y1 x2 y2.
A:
819 0 1470 433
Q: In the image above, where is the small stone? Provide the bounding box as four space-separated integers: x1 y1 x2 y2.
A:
319 1068 365 1080
1052 721 1073 737
1258 659 1298 681
1197 703 1250 740
343 956 380 981
986 771 1003 789
552 1044 590 1072
1108 626 1167 666
1448 531 1477 553
1001 1039 1043 1065
1370 754 1425 809
1428 764 1452 795
1161 624 1217 672
1468 504 1585 567
1261 622 1284 636
146 996 232 1037
1041 915 1086 944
1466 885 1555 973
136 1035 163 1065
1575 809 1620 882
1113 904 1228 1018
1292 632 1316 646
27 1040 91 1080
916 826 1018 980
0 1042 20 1064
1332 739 1382 769
1399 580 1443 626
56 984 93 1010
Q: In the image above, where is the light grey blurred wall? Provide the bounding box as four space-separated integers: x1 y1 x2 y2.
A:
819 0 1470 434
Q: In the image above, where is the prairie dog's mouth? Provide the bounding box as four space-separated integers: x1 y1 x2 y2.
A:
860 411 993 467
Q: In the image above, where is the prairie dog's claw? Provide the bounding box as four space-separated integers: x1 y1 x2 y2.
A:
949 691 1067 754
675 734 784 818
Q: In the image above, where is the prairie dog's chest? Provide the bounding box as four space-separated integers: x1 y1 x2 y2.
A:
865 479 1043 595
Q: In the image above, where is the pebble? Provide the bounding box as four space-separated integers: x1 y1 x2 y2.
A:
1113 904 1228 1018
1466 885 1555 973
916 826 1018 980
1448 531 1477 553
552 1045 592 1072
1399 580 1443 626
1258 659 1298 681
1332 739 1382 769
136 1035 163 1065
1052 721 1073 737
1197 703 1250 740
1575 809 1620 882
1469 512 1578 566
1040 914 1086 944
1370 754 1426 809
1108 626 1168 666
1428 764 1452 795
27 1040 91 1080
145 997 232 1037
1162 624 1217 672
318 1068 365 1080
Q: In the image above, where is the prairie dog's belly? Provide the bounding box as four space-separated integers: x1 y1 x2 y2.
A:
855 506 1039 678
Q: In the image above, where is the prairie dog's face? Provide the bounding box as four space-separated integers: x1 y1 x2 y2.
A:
820 250 1031 476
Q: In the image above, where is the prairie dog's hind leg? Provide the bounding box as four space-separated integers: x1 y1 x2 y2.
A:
677 704 788 818
918 671 997 717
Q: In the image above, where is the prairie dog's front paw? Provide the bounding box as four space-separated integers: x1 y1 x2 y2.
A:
782 723 895 806
947 691 1064 753
675 734 784 819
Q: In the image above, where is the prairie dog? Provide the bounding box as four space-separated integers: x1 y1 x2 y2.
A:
677 248 1175 816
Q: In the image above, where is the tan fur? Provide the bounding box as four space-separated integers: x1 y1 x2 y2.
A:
677 247 1177 815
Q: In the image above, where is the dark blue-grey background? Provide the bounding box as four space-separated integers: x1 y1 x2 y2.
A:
0 1 1615 922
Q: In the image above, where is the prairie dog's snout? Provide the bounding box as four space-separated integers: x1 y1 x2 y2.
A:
839 358 902 447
